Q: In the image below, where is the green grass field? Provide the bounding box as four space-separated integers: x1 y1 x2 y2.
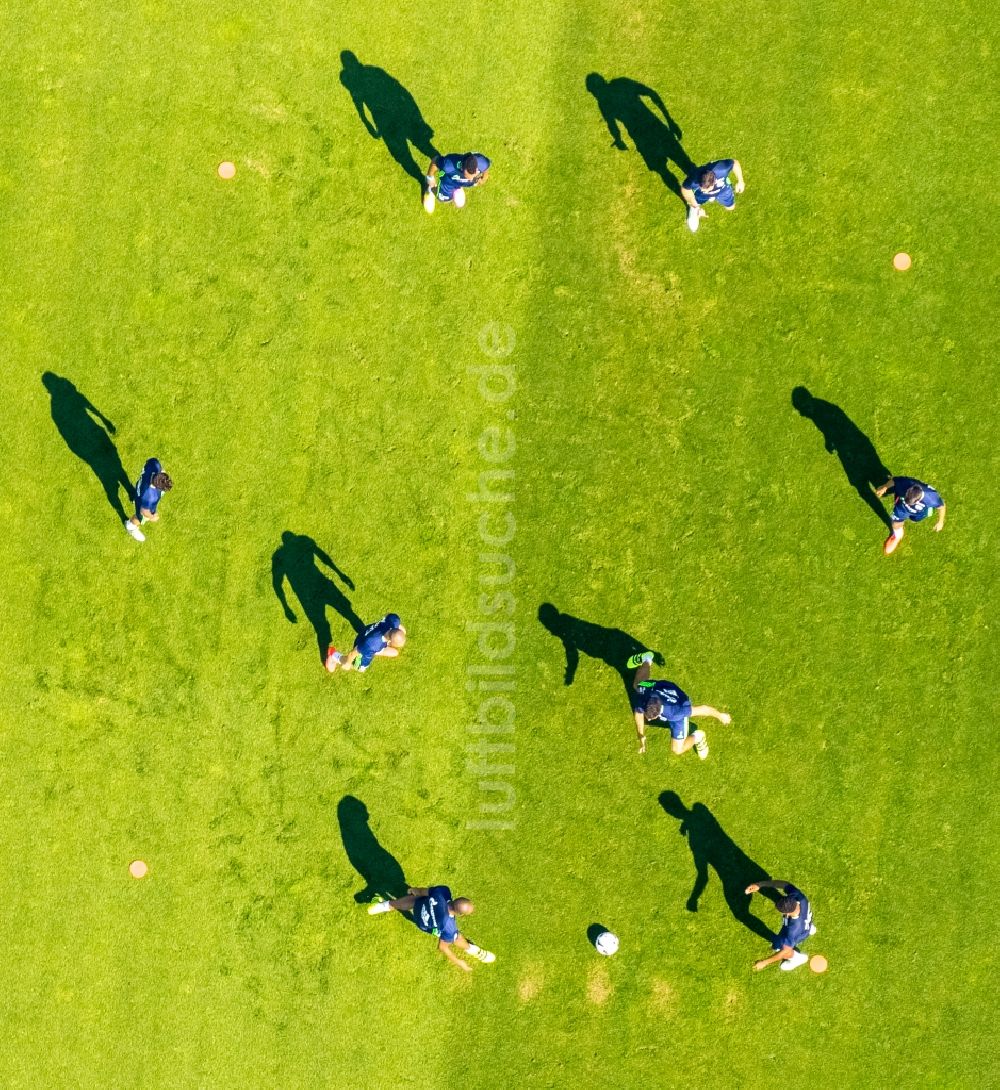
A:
1 1 996 1086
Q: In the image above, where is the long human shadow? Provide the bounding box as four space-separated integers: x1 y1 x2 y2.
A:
271 532 363 661
337 795 408 904
41 372 133 523
792 386 892 527
538 603 663 697
659 791 776 941
585 73 697 201
340 50 438 186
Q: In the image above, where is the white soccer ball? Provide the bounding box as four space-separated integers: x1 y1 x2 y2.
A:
595 931 619 956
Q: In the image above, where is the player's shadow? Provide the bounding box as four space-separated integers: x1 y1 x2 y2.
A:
340 50 438 186
585 73 697 201
337 795 409 904
271 532 363 662
659 791 776 941
538 603 663 697
791 387 892 527
41 372 134 524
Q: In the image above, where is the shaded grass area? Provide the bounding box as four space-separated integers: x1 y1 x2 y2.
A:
0 0 996 1087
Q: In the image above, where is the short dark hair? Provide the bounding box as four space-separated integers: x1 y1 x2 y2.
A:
153 472 173 491
462 154 480 175
776 896 798 915
700 170 717 188
904 485 923 505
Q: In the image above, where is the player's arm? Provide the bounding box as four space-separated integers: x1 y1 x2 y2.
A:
874 476 894 498
140 506 159 522
691 704 731 724
438 938 473 971
406 887 429 897
745 879 791 894
753 946 794 971
340 648 360 670
681 181 699 208
425 158 441 190
475 168 489 186
732 159 745 193
933 502 946 531
633 710 648 754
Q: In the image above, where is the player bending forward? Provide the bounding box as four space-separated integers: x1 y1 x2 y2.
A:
327 613 406 673
745 879 817 972
369 885 496 972
628 652 731 758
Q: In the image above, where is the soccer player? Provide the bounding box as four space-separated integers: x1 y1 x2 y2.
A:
744 879 816 972
424 152 490 212
368 884 496 972
681 158 745 232
326 612 406 673
125 457 172 543
629 653 731 758
874 475 946 555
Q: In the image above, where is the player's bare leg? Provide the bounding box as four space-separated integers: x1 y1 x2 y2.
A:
883 520 905 555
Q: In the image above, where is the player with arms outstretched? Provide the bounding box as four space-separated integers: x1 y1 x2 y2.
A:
745 879 817 972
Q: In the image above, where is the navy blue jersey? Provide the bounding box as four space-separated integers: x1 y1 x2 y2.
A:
890 476 943 523
434 153 490 198
631 680 692 725
774 884 813 949
353 613 402 667
414 885 458 943
682 159 735 198
136 458 164 514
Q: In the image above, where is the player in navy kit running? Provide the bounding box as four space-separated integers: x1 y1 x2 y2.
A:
326 612 406 673
628 653 731 758
424 152 490 212
745 879 816 972
874 475 946 555
681 157 745 232
367 884 496 971
125 457 173 543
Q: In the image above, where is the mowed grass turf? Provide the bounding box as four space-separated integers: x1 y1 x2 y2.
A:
0 0 996 1086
